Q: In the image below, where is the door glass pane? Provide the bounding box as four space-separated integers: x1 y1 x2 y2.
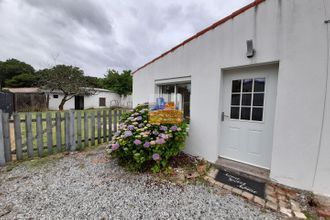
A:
241 107 251 120
252 108 263 121
229 77 265 121
254 78 265 92
231 94 240 105
232 80 241 92
176 83 191 121
253 94 264 106
230 107 239 119
241 94 252 106
242 79 253 92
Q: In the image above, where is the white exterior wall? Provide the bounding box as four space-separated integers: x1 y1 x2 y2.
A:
83 91 120 109
120 95 133 108
133 0 330 196
48 93 74 110
48 90 130 110
313 0 330 197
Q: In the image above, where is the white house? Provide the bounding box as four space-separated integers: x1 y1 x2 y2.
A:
133 0 330 198
48 88 132 110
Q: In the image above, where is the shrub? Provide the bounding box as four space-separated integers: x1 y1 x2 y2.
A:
107 103 188 172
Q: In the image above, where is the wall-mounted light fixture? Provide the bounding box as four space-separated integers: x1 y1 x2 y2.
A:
246 39 255 58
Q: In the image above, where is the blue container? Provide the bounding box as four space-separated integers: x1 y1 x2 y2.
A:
156 97 166 110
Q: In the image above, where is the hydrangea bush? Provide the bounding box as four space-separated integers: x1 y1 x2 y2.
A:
107 104 188 172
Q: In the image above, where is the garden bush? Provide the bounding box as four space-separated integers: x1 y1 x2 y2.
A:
107 104 188 172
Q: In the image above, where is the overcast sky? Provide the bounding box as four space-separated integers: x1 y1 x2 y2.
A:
0 0 253 77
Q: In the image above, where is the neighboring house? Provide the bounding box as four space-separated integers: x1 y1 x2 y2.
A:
1 87 132 111
133 0 330 198
47 88 132 110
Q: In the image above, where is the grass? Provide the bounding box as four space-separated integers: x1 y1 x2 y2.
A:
18 108 120 120
3 144 106 172
303 211 319 220
26 153 64 168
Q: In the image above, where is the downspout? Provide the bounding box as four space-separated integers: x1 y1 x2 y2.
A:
312 0 330 188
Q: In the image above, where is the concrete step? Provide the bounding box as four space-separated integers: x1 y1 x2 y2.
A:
215 157 270 183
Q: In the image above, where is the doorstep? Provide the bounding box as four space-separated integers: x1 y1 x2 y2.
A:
204 167 307 219
215 157 270 182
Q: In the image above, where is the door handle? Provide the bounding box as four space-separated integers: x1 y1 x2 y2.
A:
221 112 229 121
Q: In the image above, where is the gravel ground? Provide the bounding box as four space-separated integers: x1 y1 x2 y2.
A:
0 146 282 219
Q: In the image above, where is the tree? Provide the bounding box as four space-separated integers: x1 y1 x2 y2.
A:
103 69 132 95
5 73 38 87
84 76 104 88
0 58 35 89
40 65 94 110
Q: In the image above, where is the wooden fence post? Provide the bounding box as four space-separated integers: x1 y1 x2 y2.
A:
65 111 70 150
118 109 122 121
36 112 43 157
25 112 34 158
91 112 95 146
13 113 23 160
0 110 6 166
108 109 112 140
77 111 82 148
46 112 53 154
97 111 101 144
84 112 89 148
69 110 76 151
103 110 107 142
56 112 62 152
113 110 117 132
2 112 11 162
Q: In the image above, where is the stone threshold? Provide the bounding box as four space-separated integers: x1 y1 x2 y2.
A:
204 168 307 219
215 157 270 182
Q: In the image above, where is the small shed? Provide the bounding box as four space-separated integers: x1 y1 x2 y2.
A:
5 87 47 112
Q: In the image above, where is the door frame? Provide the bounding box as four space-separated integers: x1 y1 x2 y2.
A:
218 61 279 169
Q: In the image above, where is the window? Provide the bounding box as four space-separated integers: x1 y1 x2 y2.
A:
159 83 191 121
99 97 106 107
53 94 59 99
230 78 265 121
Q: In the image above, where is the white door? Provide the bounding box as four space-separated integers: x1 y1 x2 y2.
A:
220 65 278 169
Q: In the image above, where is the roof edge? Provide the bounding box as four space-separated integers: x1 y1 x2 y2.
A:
132 0 265 74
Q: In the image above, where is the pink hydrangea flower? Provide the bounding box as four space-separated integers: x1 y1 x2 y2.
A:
134 139 142 145
143 142 150 148
152 153 161 161
124 131 133 137
159 133 168 139
128 125 135 130
160 125 168 131
156 138 166 145
111 143 120 151
170 125 178 131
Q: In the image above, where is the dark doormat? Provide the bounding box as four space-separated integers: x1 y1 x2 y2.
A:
215 168 266 198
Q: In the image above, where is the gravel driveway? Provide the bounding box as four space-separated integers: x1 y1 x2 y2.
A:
0 146 282 219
